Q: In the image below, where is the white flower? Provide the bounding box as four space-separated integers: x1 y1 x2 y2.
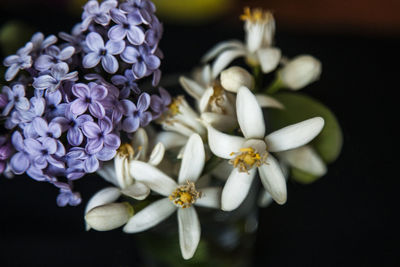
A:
279 55 322 90
180 65 283 132
202 8 281 78
86 128 165 230
123 134 221 260
220 66 254 93
85 202 134 231
207 86 324 211
157 95 207 137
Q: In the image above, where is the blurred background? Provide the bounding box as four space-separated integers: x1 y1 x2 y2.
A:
0 0 398 266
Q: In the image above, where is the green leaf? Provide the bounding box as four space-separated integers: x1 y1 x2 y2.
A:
291 167 320 184
267 92 343 164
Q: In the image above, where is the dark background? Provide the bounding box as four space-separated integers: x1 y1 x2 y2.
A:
0 0 398 266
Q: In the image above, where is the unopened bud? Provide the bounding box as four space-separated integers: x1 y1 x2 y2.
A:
85 202 133 231
220 66 254 93
280 55 321 90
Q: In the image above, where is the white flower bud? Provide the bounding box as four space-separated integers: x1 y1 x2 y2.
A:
280 55 322 90
85 202 133 231
220 66 254 93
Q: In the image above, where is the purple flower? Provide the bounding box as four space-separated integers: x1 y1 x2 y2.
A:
108 8 145 45
120 0 156 24
59 24 86 53
70 82 108 118
111 69 140 97
3 42 33 81
1 84 30 116
9 131 31 175
150 87 171 119
145 15 163 51
34 45 75 72
81 0 118 31
0 137 13 174
24 137 65 170
31 117 62 141
9 97 45 130
82 117 121 154
30 32 57 56
122 92 152 132
121 45 160 78
45 90 68 119
83 32 125 74
53 112 93 146
33 62 78 92
55 182 82 207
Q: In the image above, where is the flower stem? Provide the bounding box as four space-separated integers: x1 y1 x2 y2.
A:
252 65 263 93
265 77 284 95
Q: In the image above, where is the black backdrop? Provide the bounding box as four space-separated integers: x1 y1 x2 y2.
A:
0 2 398 266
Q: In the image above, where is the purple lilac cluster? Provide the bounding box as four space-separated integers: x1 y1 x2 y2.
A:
0 0 170 207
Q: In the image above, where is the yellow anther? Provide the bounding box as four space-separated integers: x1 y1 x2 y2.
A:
240 7 273 23
117 143 135 160
167 97 182 116
169 181 201 208
229 147 267 173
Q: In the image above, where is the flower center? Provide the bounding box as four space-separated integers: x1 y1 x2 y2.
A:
167 96 182 117
229 147 267 173
169 181 201 208
240 7 273 23
117 143 135 160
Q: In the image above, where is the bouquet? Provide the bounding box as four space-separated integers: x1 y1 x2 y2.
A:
0 0 342 263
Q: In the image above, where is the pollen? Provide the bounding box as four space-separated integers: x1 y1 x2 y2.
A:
240 7 273 23
117 143 135 160
229 147 267 173
169 181 202 208
167 96 182 116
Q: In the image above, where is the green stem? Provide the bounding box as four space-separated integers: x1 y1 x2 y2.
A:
252 65 263 93
265 77 284 95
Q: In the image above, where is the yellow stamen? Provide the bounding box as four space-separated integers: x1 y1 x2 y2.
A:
229 147 267 173
117 143 135 160
240 7 273 23
169 181 201 208
167 96 182 116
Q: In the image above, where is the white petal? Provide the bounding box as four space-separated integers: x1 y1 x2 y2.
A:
85 187 121 215
131 128 149 160
236 86 265 139
129 160 177 196
201 40 245 63
85 202 132 231
258 154 287 205
195 187 221 209
114 154 132 189
162 122 197 138
178 207 201 260
265 117 325 152
212 48 247 79
256 47 281 73
178 134 205 184
148 142 165 166
255 94 284 109
123 198 176 233
155 131 187 150
258 188 273 208
179 76 205 100
121 182 150 200
207 125 245 159
198 87 214 113
278 145 327 176
201 112 237 132
221 168 256 211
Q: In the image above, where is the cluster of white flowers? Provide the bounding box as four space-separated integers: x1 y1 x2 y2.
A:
84 7 326 260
